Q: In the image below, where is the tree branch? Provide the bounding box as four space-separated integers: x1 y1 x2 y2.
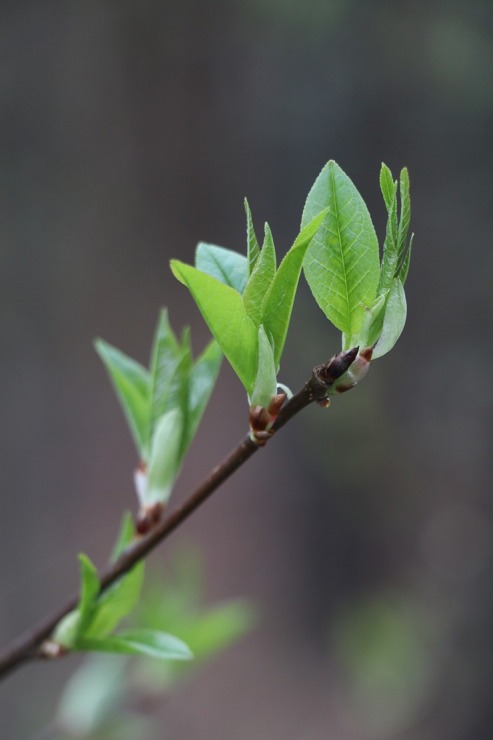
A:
0 348 357 682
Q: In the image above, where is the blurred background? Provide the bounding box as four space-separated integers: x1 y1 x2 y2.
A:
1 1 493 738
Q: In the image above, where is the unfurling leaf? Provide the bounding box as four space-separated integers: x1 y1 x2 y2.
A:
373 278 407 359
97 308 222 509
250 325 277 408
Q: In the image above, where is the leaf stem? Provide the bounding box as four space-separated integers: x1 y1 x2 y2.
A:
0 349 357 682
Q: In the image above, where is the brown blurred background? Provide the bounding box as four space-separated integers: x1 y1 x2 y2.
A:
2 1 493 738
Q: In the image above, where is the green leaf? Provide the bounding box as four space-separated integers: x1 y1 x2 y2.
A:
171 260 258 395
84 563 144 640
195 242 248 294
95 339 150 458
250 325 277 407
377 179 399 296
183 340 222 457
244 198 260 276
379 163 395 211
242 223 277 326
78 555 100 631
54 555 100 648
110 511 136 562
148 310 186 449
261 208 328 368
79 516 144 640
302 161 380 341
359 292 387 349
399 233 413 284
373 278 407 359
55 654 127 735
176 600 256 660
145 408 184 506
397 167 411 264
79 629 193 661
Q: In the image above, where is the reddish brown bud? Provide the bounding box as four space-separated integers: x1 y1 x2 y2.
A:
136 501 164 536
267 393 287 419
249 405 271 433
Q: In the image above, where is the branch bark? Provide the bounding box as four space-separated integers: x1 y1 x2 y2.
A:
0 348 357 682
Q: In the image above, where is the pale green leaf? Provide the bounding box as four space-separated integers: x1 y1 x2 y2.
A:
148 310 186 447
55 654 126 735
250 325 277 407
177 600 256 660
242 223 277 326
94 339 150 458
145 408 183 506
244 198 260 276
110 511 136 563
195 242 248 294
171 260 258 394
79 629 193 661
183 340 222 456
261 208 328 368
359 292 387 349
302 161 380 339
373 278 407 359
53 611 82 649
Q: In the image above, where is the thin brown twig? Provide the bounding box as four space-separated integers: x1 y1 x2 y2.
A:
0 348 357 682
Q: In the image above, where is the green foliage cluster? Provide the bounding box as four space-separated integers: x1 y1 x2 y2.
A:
173 161 411 405
54 550 254 739
95 311 221 512
49 160 412 670
54 514 191 662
